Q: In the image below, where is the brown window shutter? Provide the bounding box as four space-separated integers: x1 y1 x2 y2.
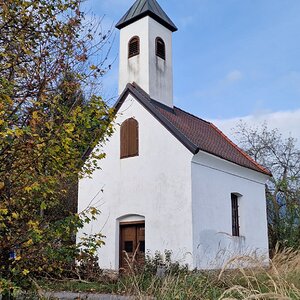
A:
128 118 138 157
128 120 133 156
120 120 129 158
135 120 139 156
120 118 139 159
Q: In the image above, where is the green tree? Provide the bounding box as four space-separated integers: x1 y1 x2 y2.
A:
0 0 114 296
235 122 300 251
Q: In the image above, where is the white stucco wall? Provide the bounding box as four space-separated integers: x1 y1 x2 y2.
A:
118 16 174 107
191 151 269 269
119 17 149 97
78 94 194 270
148 17 173 107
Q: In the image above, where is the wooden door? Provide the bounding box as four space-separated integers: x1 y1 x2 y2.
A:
120 222 145 271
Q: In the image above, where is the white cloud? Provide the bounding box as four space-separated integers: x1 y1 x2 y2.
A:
225 70 243 83
211 109 300 146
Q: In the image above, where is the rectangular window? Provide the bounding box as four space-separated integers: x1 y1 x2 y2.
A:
231 194 240 236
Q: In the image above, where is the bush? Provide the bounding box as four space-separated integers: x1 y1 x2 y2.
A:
144 250 188 276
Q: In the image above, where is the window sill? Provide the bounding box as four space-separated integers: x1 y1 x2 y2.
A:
120 154 139 159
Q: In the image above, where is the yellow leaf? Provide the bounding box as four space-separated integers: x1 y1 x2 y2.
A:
24 239 33 247
32 111 39 119
22 269 30 276
12 212 19 219
27 220 40 230
24 186 32 192
15 128 23 138
0 182 4 190
0 209 8 215
3 95 13 104
64 123 75 133
22 46 31 55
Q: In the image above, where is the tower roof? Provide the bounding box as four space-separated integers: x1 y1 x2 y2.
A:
116 0 177 32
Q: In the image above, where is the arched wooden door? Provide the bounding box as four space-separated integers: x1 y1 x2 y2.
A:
119 221 145 271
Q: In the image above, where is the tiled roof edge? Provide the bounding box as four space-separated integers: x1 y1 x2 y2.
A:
115 83 271 176
210 123 272 176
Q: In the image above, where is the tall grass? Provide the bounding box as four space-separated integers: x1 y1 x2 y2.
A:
40 248 300 299
116 248 300 299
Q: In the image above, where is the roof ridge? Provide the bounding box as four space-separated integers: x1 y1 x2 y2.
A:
210 123 272 176
129 83 199 152
140 0 148 12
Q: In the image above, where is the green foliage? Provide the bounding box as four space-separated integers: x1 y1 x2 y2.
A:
0 0 114 295
144 250 189 276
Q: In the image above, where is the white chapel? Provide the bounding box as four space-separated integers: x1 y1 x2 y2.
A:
78 0 270 270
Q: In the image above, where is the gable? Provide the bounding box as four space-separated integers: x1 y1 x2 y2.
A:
115 83 271 176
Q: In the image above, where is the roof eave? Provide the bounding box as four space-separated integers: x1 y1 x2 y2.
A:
116 11 178 32
195 148 272 177
209 123 272 177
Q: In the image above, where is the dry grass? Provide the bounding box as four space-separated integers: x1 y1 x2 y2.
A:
215 248 300 299
119 248 300 299
40 248 300 300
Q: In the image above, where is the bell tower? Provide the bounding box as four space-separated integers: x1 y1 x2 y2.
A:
116 0 177 107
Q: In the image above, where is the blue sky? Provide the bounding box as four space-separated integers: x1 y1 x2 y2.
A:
83 0 300 140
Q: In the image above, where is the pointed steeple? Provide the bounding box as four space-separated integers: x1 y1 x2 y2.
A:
116 0 177 32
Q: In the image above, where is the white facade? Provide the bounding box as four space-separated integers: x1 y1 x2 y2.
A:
78 94 194 269
78 95 269 269
191 151 269 269
119 16 174 107
78 1 270 270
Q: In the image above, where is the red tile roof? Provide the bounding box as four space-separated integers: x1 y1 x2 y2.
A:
115 83 271 176
155 104 271 175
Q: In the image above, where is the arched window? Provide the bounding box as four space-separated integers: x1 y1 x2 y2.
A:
128 36 140 58
156 37 166 60
120 118 139 159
